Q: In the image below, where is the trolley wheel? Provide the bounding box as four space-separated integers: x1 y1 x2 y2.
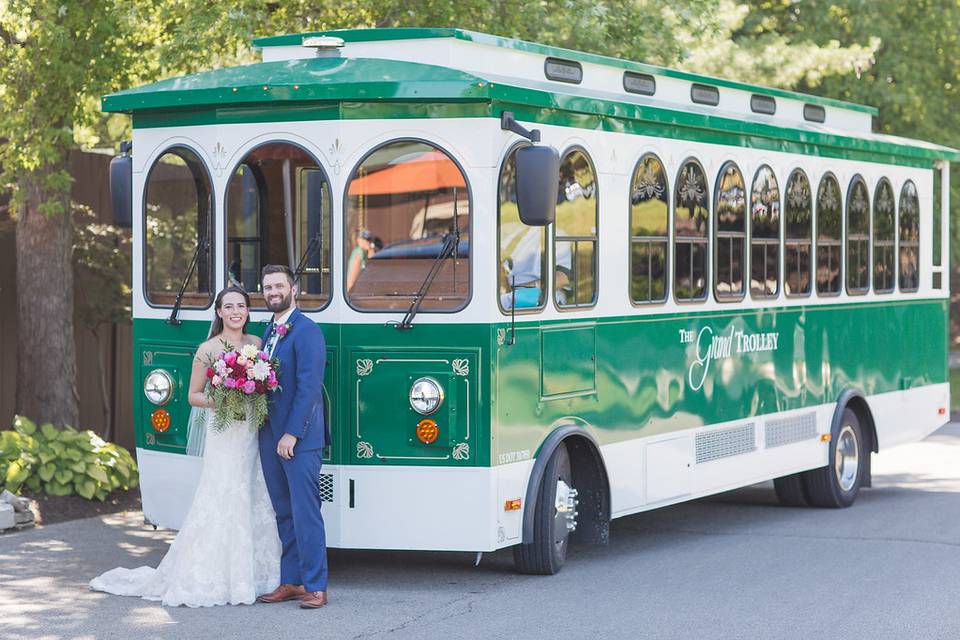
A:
803 408 864 508
773 473 809 507
513 443 578 575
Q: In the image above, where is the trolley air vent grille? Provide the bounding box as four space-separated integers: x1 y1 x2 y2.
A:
318 473 334 502
695 424 756 464
765 412 817 448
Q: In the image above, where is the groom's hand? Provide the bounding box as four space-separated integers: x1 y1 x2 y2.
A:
277 433 298 460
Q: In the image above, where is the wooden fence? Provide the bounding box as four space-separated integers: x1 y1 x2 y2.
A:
0 150 135 451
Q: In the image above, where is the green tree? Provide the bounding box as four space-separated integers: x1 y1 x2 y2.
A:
0 1 133 428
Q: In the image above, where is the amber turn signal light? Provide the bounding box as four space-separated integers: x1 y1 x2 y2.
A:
504 499 522 511
415 419 439 444
820 433 831 442
151 409 171 433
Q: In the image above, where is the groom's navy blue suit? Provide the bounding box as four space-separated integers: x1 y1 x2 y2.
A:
259 307 330 592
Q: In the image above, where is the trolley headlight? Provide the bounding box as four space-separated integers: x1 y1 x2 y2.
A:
409 377 444 415
144 369 175 406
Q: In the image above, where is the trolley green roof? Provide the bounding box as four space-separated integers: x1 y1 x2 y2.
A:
101 28 960 165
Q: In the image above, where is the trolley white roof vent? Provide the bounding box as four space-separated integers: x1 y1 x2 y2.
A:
302 36 345 57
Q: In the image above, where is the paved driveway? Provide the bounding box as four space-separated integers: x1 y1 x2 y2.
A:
2 424 959 640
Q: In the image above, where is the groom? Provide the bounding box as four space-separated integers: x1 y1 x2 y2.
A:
256 264 331 609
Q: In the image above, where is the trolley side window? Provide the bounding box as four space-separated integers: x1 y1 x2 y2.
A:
629 153 669 304
553 148 598 308
225 142 331 310
899 180 920 292
873 178 896 294
714 161 746 301
143 147 214 308
674 159 710 302
750 165 780 299
344 140 470 312
816 173 842 295
499 145 547 312
784 169 813 297
846 175 870 295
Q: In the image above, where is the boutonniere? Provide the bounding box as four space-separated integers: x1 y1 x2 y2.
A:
275 322 292 339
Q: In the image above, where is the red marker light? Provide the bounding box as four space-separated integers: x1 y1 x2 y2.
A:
151 409 170 432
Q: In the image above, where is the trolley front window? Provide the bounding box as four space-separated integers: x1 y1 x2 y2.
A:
344 140 470 312
225 142 331 309
143 147 213 308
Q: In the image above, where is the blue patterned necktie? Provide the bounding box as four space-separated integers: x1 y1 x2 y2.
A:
265 322 280 357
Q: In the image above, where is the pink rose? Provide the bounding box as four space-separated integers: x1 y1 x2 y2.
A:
258 351 268 360
237 355 248 367
267 371 277 385
242 380 256 394
211 375 222 387
224 377 237 389
223 352 237 365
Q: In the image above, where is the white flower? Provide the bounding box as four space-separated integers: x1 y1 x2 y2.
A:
241 344 259 360
213 360 229 376
251 360 271 382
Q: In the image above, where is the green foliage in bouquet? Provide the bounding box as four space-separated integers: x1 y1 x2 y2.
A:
0 416 138 501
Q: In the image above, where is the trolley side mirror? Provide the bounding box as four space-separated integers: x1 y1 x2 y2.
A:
515 145 559 227
110 142 133 228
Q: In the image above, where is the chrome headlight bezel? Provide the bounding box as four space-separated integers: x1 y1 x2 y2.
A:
409 377 444 415
144 369 175 406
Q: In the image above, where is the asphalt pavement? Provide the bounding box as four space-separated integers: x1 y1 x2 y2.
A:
2 423 959 640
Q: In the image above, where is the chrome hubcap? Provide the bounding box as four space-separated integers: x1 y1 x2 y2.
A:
553 479 579 543
834 425 860 492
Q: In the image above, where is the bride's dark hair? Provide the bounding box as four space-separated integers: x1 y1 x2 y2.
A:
208 286 252 339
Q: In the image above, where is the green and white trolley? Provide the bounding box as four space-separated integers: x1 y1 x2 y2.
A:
105 28 956 574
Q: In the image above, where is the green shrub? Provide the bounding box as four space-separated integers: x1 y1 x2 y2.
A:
0 415 138 501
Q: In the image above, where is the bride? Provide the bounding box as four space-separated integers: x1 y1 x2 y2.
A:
90 286 281 607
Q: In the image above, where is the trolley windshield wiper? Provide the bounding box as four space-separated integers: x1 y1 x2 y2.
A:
394 231 459 330
293 232 322 285
167 238 209 326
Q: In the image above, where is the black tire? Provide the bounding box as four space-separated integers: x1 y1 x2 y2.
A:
513 443 576 575
773 473 809 507
802 408 864 508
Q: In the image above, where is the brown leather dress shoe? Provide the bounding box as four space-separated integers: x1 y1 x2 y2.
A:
257 584 306 603
299 591 328 609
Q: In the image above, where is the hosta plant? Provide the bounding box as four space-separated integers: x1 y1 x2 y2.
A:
0 416 138 501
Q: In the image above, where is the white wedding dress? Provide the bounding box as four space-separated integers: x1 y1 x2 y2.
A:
90 412 281 607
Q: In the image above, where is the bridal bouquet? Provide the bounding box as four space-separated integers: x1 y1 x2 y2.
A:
205 344 279 431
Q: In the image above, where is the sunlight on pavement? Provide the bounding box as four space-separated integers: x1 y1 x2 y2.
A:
872 424 960 492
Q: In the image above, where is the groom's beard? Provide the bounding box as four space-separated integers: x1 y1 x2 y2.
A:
267 292 293 314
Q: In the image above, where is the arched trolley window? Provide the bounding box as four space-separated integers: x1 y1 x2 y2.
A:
899 180 920 292
498 145 547 312
816 173 842 295
846 175 870 294
143 146 214 308
784 169 812 296
553 148 598 308
873 178 896 293
750 165 780 299
225 142 332 309
674 159 709 302
714 161 746 301
344 140 471 312
629 154 669 304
